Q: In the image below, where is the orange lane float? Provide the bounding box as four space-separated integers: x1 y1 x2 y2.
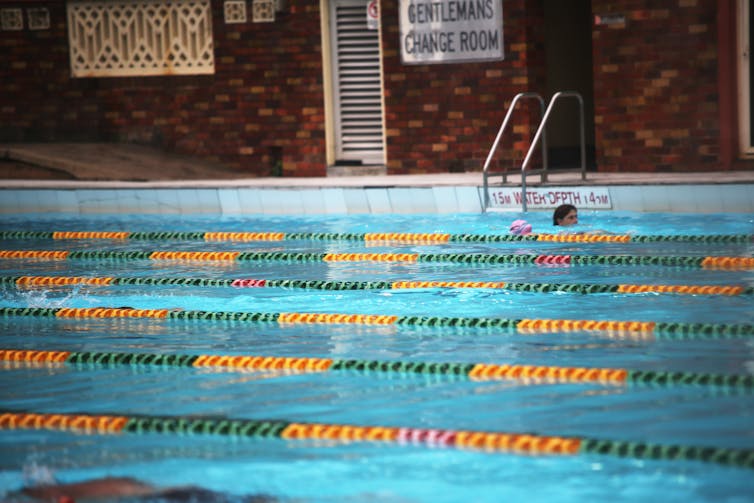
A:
616 284 745 295
16 275 114 287
0 250 69 260
323 253 419 262
204 232 285 241
364 233 451 243
535 233 632 243
468 363 628 385
281 423 400 443
391 281 508 289
0 349 71 363
52 231 130 240
148 251 241 261
54 308 170 319
193 355 334 372
516 319 656 334
277 312 399 325
700 257 754 269
0 412 128 434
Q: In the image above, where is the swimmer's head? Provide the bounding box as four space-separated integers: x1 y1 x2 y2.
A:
553 204 578 226
509 219 532 236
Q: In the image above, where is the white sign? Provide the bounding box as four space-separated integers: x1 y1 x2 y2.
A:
486 187 613 210
399 0 504 64
367 0 378 30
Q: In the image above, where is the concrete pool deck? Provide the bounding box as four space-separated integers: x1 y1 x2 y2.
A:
2 143 754 214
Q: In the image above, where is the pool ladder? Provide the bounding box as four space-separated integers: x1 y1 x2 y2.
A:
482 91 587 212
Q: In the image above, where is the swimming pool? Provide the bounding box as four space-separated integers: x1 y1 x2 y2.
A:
0 211 753 502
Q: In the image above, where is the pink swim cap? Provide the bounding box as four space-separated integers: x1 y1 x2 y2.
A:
509 219 532 236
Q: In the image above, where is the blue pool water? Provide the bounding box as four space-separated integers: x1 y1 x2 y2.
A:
0 211 753 502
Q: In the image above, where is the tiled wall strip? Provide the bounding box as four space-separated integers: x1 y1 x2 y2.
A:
1 185 753 214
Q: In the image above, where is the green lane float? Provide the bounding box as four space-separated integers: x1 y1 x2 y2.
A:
5 274 751 296
0 409 752 469
0 306 753 340
1 230 752 244
2 249 753 269
2 348 753 390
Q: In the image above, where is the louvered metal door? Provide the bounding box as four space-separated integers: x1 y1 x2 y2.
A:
330 0 385 165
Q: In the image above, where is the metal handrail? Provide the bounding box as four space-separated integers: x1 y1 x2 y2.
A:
520 91 587 212
482 92 547 212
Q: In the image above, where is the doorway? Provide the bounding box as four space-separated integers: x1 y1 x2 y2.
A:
543 0 596 169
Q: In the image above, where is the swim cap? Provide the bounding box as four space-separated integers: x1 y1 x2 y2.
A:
509 219 532 236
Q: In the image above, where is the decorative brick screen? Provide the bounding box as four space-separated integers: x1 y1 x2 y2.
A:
1 8 23 30
252 0 275 22
67 0 215 78
223 0 247 23
27 8 51 30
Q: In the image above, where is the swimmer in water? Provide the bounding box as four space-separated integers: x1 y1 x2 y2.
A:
509 219 533 236
11 475 277 503
552 204 578 227
552 204 608 234
508 205 608 236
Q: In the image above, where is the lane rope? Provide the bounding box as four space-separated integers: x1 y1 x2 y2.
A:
2 230 752 244
0 410 751 469
1 348 752 390
0 307 752 340
4 275 751 296
1 249 753 269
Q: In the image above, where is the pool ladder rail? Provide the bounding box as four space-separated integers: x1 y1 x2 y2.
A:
482 91 587 213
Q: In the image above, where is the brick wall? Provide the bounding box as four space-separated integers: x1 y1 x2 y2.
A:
0 3 100 141
0 0 327 177
379 0 546 174
591 0 722 172
2 0 745 176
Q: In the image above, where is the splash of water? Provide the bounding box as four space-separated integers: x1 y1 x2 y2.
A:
15 287 80 309
23 461 58 486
